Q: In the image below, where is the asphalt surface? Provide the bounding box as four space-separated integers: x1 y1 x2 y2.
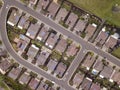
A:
0 0 120 90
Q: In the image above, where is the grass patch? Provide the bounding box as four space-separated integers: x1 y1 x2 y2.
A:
68 0 120 26
51 50 62 60
59 20 69 28
112 47 120 59
31 40 44 48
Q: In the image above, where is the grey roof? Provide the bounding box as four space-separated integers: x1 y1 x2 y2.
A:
81 78 92 90
37 26 50 42
27 44 39 60
26 23 40 39
0 60 11 73
7 9 21 26
55 38 67 53
73 72 84 87
90 83 101 90
45 33 59 49
100 65 114 78
37 81 49 90
18 15 29 29
47 59 58 72
36 49 50 65
55 62 67 77
8 67 22 80
48 2 60 18
19 72 31 84
29 78 39 90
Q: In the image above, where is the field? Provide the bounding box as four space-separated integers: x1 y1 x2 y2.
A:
68 0 120 26
112 47 120 59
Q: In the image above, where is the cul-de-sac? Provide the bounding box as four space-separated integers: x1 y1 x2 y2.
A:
0 0 120 90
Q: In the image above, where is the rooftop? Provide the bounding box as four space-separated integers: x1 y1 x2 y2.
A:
37 81 49 90
26 23 40 39
90 83 101 90
29 78 39 90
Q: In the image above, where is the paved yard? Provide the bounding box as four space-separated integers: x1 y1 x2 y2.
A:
68 0 120 26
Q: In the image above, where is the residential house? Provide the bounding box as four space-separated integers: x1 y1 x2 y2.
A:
55 8 68 22
85 23 97 40
7 9 21 26
82 54 96 70
55 38 67 53
36 25 50 42
95 28 109 47
47 59 58 72
8 67 22 80
55 62 67 77
74 19 87 33
110 69 120 83
90 83 101 90
17 15 30 29
66 43 79 57
0 59 11 74
36 47 51 66
47 1 60 18
45 32 59 49
80 77 92 90
37 81 49 90
100 64 114 79
27 44 39 60
19 72 31 84
65 12 78 29
26 23 40 39
14 34 30 53
104 33 119 50
92 58 104 75
72 72 84 87
48 87 55 90
29 78 39 90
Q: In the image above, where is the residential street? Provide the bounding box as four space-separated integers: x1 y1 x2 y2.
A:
0 0 120 90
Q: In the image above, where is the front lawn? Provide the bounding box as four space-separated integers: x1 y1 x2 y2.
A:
112 47 120 59
68 0 120 26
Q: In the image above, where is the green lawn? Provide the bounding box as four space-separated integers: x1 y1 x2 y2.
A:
68 0 120 26
112 47 120 59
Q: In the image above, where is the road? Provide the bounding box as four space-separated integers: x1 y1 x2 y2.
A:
0 0 120 90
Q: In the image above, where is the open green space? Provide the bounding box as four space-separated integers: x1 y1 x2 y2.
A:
112 47 120 59
68 0 120 26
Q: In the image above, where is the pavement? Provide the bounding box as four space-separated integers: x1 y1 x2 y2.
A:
0 0 120 90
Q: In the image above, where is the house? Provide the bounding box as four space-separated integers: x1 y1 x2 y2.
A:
80 77 92 90
82 54 96 70
55 8 68 22
55 62 67 77
17 15 30 29
45 32 59 49
36 25 50 42
29 78 39 90
36 47 51 66
72 72 84 87
104 33 119 50
37 81 49 90
95 28 109 47
19 72 31 84
7 9 21 26
90 83 101 90
47 1 60 18
110 69 120 83
8 67 22 80
26 23 40 39
74 19 87 33
29 0 38 5
100 64 114 79
85 23 97 40
36 0 50 11
47 59 58 72
55 38 67 53
14 34 30 53
92 58 104 75
65 12 78 29
27 44 39 60
48 87 55 90
66 43 79 57
0 59 11 74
